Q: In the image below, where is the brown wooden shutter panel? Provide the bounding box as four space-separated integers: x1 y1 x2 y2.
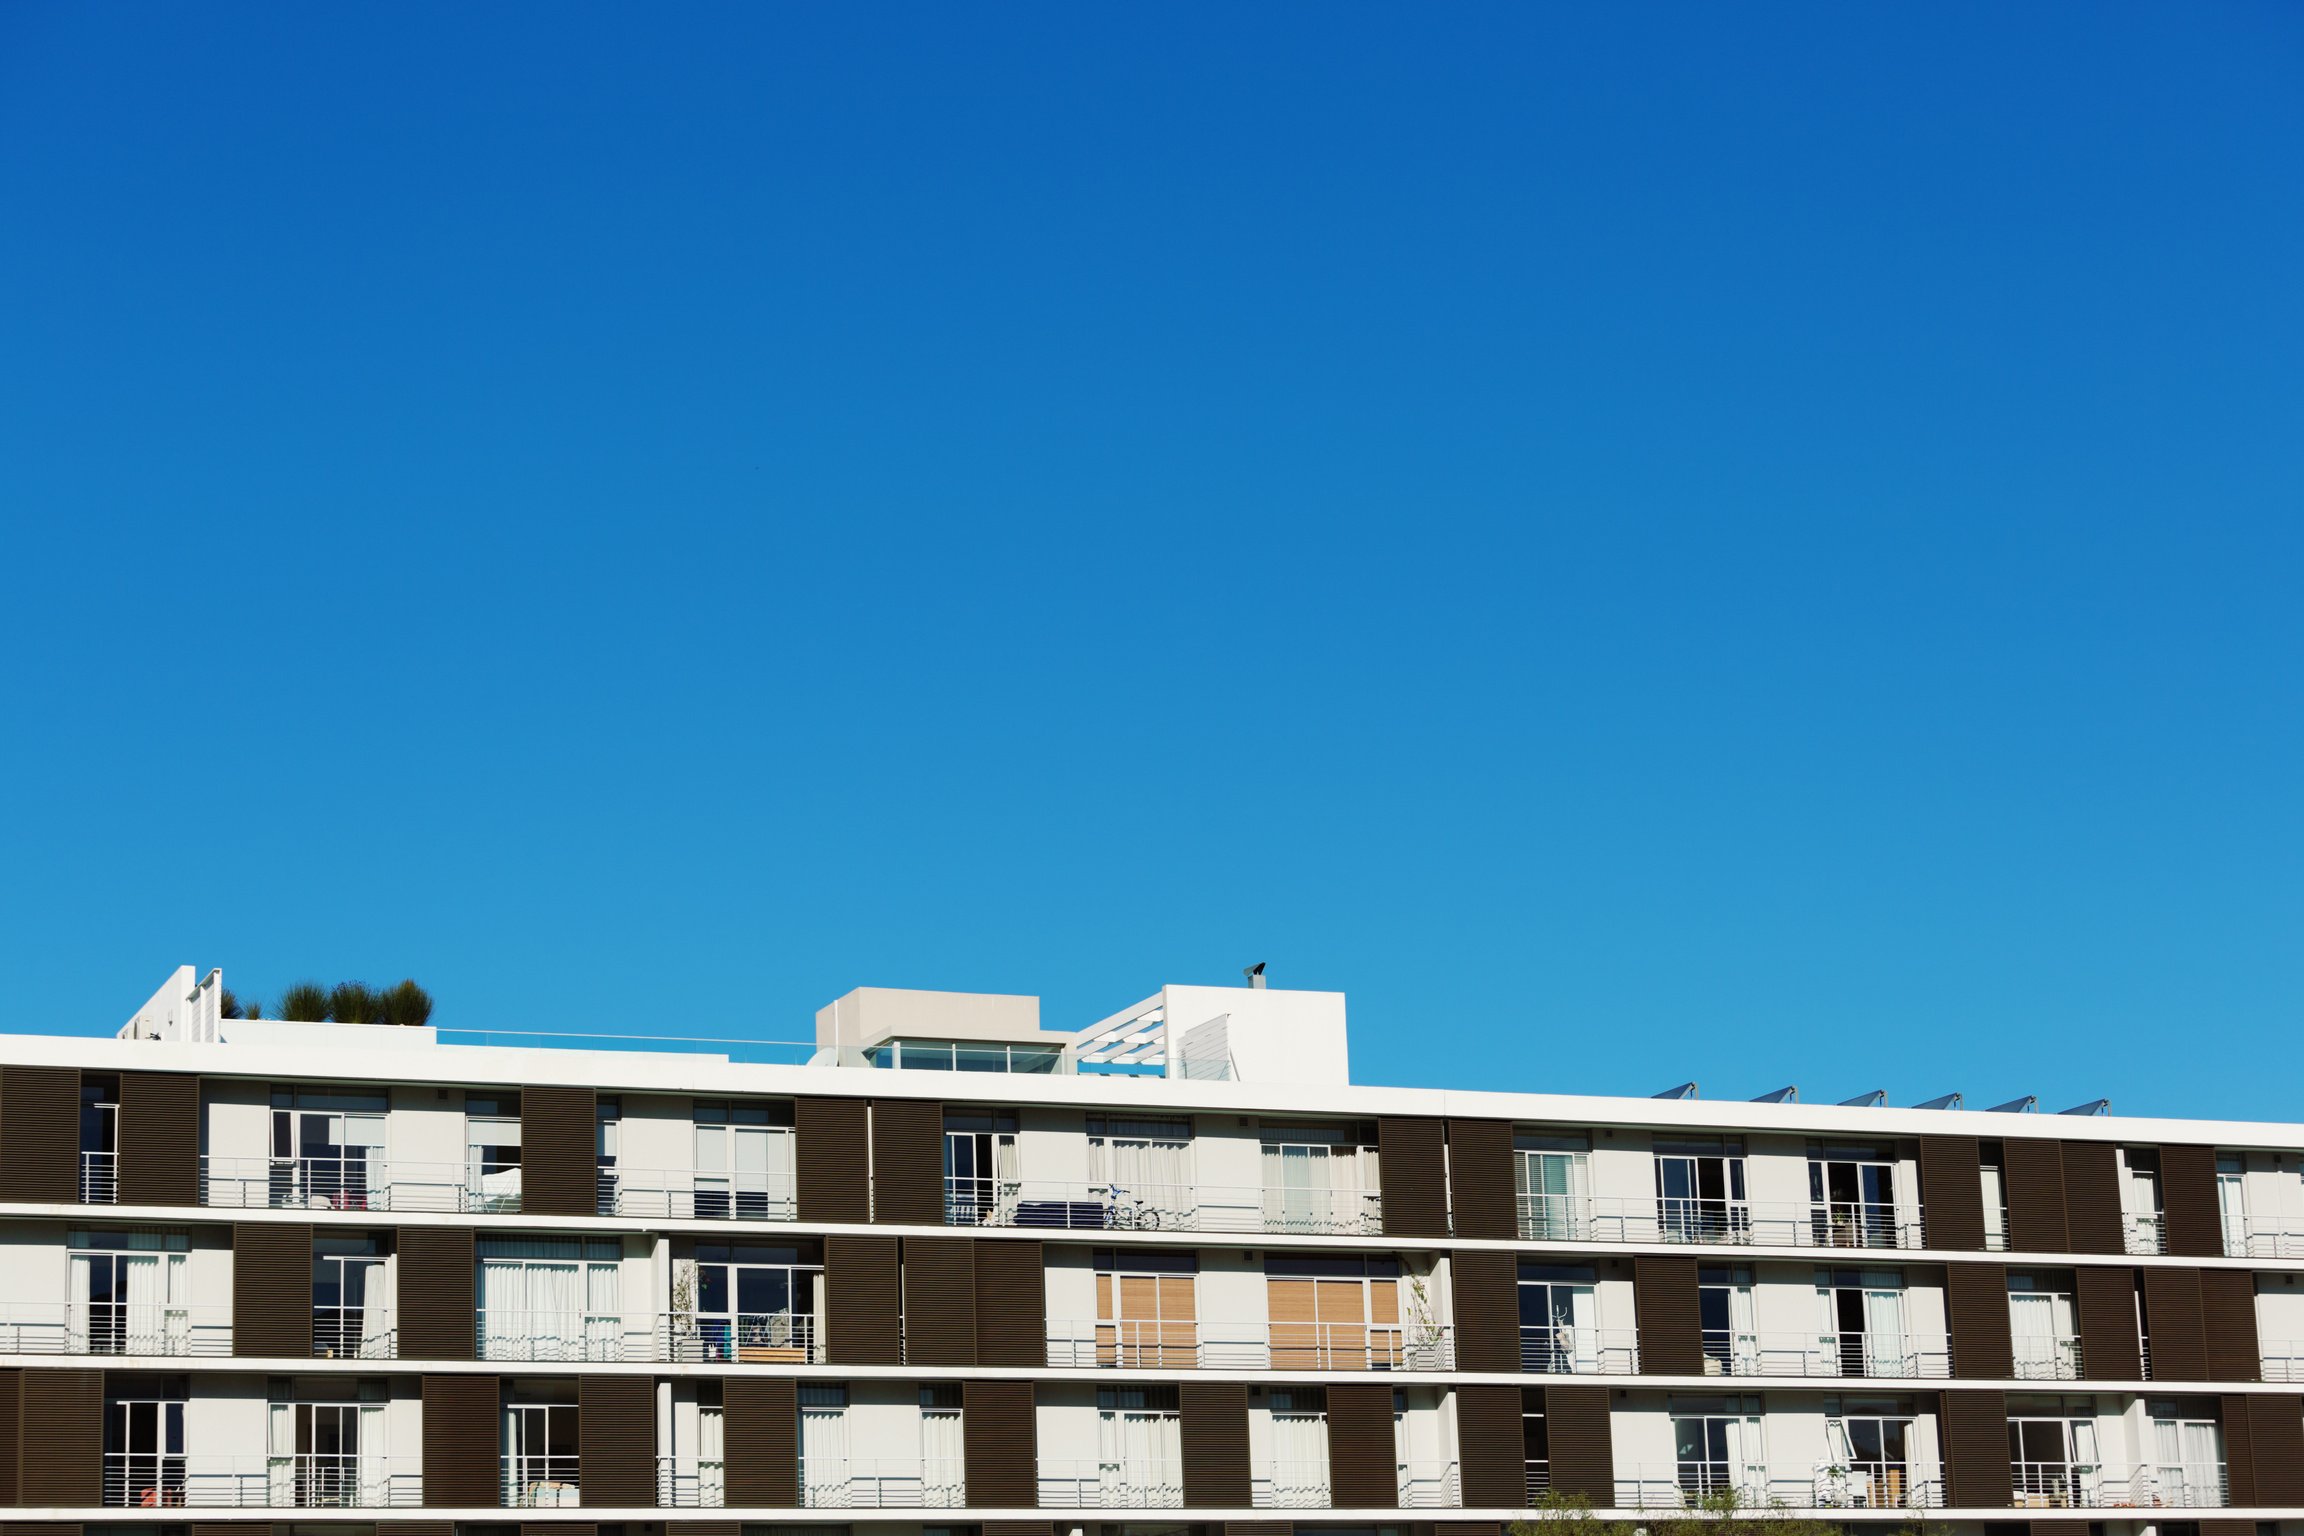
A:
1454 1383 1526 1509
2201 1269 2260 1382
2032 1522 2092 1536
191 1524 271 1536
233 1222 312 1358
386 1525 452 1536
2059 1142 2124 1255
825 1235 902 1365
2221 1393 2257 1507
0 1526 83 1536
1541 1384 1613 1504
1919 1136 1987 1253
1446 1121 1517 1241
1325 1383 1397 1507
2003 1140 2068 1253
578 1375 655 1506
422 1373 501 1506
528 1526 594 1536
963 1380 1037 1508
1226 1525 1292 1536
0 1069 79 1204
2074 1267 2141 1381
2199 1523 2254 1536
678 1524 738 1536
974 1239 1046 1368
117 1073 200 1206
1633 1257 1701 1376
796 1096 872 1223
904 1235 977 1366
0 1369 18 1507
1945 1263 2012 1379
1178 1381 1251 1507
19 1369 100 1506
520 1085 597 1217
1451 1251 1521 1373
724 1378 797 1506
2161 1145 2225 1258
2246 1395 2304 1505
399 1228 477 1360
871 1099 945 1225
1941 1390 2010 1508
1378 1118 1449 1239
1437 1526 1501 1536
2143 1268 2208 1380
983 1525 1055 1536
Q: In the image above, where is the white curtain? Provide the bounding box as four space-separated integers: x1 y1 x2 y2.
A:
67 1254 91 1351
921 1409 963 1499
268 1402 295 1505
1862 1280 1907 1376
800 1402 848 1504
1272 1412 1329 1499
1101 1409 1179 1499
764 1128 796 1214
1565 1285 1598 1370
699 1404 725 1505
2010 1292 2056 1374
123 1254 162 1353
359 1401 387 1504
1094 1124 1193 1217
586 1262 621 1358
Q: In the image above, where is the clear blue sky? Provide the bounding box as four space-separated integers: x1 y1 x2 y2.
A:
3 6 2300 1119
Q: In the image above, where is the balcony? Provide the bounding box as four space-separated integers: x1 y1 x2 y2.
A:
659 1309 823 1364
1519 1324 1640 1375
1516 1196 1925 1250
657 1456 724 1508
943 1177 1381 1237
1037 1459 1186 1508
2012 1462 2226 1510
0 1302 231 1357
201 1155 522 1214
599 1166 798 1222
312 1306 396 1360
1526 1460 1550 1503
2010 1334 2085 1381
104 1454 420 1508
477 1310 628 1363
1042 1319 1454 1371
2263 1339 2304 1383
1696 1329 1952 1379
503 1454 580 1507
2221 1214 2304 1259
81 1151 117 1204
2124 1212 2167 1255
1396 1460 1462 1508
800 1456 965 1508
1252 1460 1333 1508
1615 1462 1944 1511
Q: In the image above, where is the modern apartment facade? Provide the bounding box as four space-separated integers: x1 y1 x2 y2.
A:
4 967 2303 1536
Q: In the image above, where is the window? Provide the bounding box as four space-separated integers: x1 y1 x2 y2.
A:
267 1376 389 1508
1263 1388 1329 1506
81 1076 119 1202
2217 1155 2248 1255
2008 1273 2081 1380
1516 1262 1599 1374
2148 1399 2225 1508
312 1232 392 1359
1266 1254 1401 1370
2007 1397 2099 1508
1698 1265 1756 1375
944 1110 1018 1226
1981 1143 2010 1252
1513 1134 1591 1241
1097 1385 1182 1505
71 1229 190 1356
478 1238 621 1361
1259 1122 1380 1236
105 1374 187 1508
1094 1249 1197 1368
918 1385 964 1505
1088 1117 1194 1228
693 1101 797 1220
691 1380 725 1508
596 1098 620 1216
270 1088 387 1211
798 1384 849 1507
1655 1138 1748 1242
867 1040 1061 1074
1668 1395 1764 1501
1809 1142 1900 1248
466 1094 522 1213
1823 1396 1917 1510
2122 1150 2165 1254
1522 1388 1548 1499
503 1382 579 1507
689 1241 822 1363
1815 1269 1912 1377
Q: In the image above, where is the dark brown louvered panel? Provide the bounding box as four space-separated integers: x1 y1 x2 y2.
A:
386 1526 452 1536
1633 1257 1701 1376
1455 1383 1526 1509
1941 1390 2010 1508
1543 1384 1613 1504
2200 1523 2254 1536
1179 1381 1251 1507
2003 1140 2068 1253
904 1234 977 1366
1 1527 84 1536
2144 1268 2208 1380
2246 1395 2304 1505
678 1524 738 1536
974 1239 1046 1368
528 1525 594 1536
2059 1142 2124 1255
1378 1117 1449 1239
521 1085 598 1217
422 1374 501 1506
826 1235 902 1365
2075 1267 2141 1381
2201 1269 2260 1382
0 1369 18 1506
963 1380 1037 1508
871 1099 945 1225
796 1097 871 1224
20 1369 101 1506
2221 1393 2256 1506
2032 1523 2091 1536
1438 1525 1502 1536
1945 1263 2012 1379
0 1069 79 1204
724 1378 797 1506
1446 1120 1517 1241
1226 1526 1292 1536
983 1526 1057 1536
191 1524 270 1536
1451 1250 1521 1373
579 1375 655 1506
232 1222 313 1357
399 1228 477 1360
2162 1145 2225 1258
1919 1136 1987 1252
1326 1383 1398 1507
117 1073 200 1206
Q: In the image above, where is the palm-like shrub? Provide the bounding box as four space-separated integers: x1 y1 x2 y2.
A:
382 979 435 1027
328 982 381 1024
276 982 330 1021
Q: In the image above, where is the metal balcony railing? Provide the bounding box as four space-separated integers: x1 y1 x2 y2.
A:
1396 1460 1461 1508
2125 1212 2167 1254
1043 1319 1453 1371
201 1155 522 1214
1615 1462 1944 1511
1252 1460 1333 1509
659 1309 823 1364
943 1177 1382 1237
2262 1340 2304 1383
600 1166 798 1221
799 1457 965 1508
2222 1215 2304 1259
105 1454 420 1508
0 1302 231 1357
476 1310 629 1362
1037 1459 1186 1508
1526 1460 1550 1502
312 1306 395 1359
2010 1335 2085 1381
1697 1328 1952 1379
1519 1324 1640 1375
81 1151 118 1205
2007 1462 2221 1509
503 1455 581 1507
1516 1195 1926 1249
656 1456 725 1508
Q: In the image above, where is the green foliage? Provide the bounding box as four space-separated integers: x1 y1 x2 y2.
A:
276 981 330 1022
380 978 434 1028
328 982 381 1024
220 989 248 1020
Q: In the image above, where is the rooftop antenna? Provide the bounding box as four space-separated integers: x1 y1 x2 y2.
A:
1839 1089 1888 1108
1751 1086 1799 1104
2059 1098 2111 1117
1653 1082 1699 1100
1913 1092 1964 1110
1987 1095 2038 1114
1242 962 1267 990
